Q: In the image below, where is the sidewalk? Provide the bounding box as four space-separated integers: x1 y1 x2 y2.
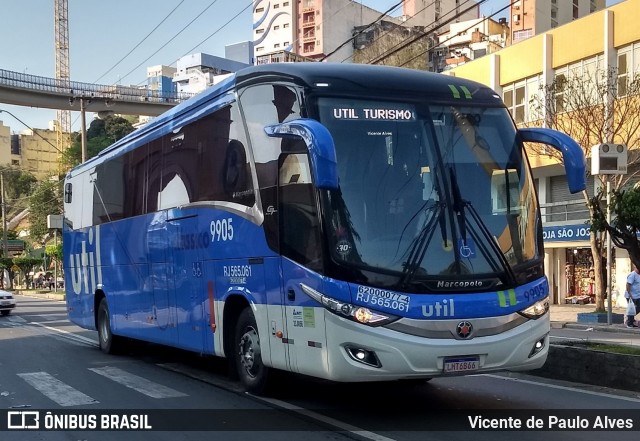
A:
550 303 632 330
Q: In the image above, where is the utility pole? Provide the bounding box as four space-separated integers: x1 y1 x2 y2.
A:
80 97 87 162
1 172 7 259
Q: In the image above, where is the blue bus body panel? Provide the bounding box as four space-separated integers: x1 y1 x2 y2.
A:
277 257 548 319
63 206 277 353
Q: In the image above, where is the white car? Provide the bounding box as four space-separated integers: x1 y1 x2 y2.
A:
0 290 16 316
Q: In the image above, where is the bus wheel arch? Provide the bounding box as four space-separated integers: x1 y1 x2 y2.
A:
222 294 249 380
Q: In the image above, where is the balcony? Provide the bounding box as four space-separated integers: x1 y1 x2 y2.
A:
540 199 590 224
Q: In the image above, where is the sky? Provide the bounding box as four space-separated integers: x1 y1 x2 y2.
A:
0 0 620 133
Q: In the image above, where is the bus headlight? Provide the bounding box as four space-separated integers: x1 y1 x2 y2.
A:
518 297 549 319
300 283 399 326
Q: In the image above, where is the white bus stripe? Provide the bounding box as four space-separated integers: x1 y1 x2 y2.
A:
89 366 187 399
18 372 98 407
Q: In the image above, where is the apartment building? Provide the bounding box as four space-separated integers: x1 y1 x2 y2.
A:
253 0 482 63
447 0 640 304
510 0 605 43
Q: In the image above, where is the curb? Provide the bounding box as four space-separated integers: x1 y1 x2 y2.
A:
531 343 640 392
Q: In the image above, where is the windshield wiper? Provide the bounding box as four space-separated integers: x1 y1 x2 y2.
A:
449 167 467 246
448 167 517 284
399 201 443 288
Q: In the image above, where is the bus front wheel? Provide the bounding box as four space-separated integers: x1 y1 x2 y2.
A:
235 308 269 394
97 298 122 354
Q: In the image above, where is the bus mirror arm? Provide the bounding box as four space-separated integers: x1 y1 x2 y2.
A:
518 128 587 194
265 119 339 190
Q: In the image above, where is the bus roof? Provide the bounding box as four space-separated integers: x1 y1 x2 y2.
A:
68 63 502 176
235 62 501 104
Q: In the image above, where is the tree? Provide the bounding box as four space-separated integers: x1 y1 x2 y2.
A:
63 115 135 168
28 179 62 243
591 186 640 272
529 67 640 311
12 256 42 289
45 242 62 277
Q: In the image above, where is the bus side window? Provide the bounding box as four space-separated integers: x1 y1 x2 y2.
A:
239 84 302 253
278 153 322 271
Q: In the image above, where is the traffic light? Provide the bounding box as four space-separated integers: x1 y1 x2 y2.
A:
591 143 627 175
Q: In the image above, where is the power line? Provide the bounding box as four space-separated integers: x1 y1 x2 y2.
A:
340 0 439 63
118 0 221 85
0 109 63 154
319 0 405 62
93 1 185 84
367 0 486 65
287 1 355 57
178 1 254 62
398 0 515 68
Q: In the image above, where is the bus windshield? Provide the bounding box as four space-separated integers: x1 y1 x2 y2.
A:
316 97 538 291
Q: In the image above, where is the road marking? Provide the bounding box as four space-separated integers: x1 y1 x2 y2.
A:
18 372 98 407
480 374 640 403
253 396 396 441
30 322 97 347
4 316 27 324
89 366 187 399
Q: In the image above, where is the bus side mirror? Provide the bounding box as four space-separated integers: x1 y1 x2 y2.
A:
265 118 339 190
518 127 586 194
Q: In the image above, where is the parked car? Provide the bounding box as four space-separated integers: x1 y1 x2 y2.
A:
0 290 16 316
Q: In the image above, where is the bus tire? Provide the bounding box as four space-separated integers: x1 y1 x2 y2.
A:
97 298 122 354
235 308 269 394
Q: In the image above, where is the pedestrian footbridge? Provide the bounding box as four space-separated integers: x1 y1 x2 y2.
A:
0 69 194 117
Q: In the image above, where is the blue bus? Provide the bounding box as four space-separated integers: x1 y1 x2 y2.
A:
63 63 585 393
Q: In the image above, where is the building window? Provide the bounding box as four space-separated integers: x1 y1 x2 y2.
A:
284 23 290 28
256 7 264 13
256 29 264 34
503 76 541 124
274 25 280 30
573 0 579 19
618 52 629 96
274 43 280 48
554 73 567 113
274 3 280 8
256 47 264 52
513 29 533 41
284 41 289 46
283 1 289 5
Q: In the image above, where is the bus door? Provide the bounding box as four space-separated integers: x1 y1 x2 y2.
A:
147 211 176 344
167 208 207 353
278 153 328 376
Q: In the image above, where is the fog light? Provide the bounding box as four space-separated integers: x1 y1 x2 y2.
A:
528 335 547 358
345 346 382 368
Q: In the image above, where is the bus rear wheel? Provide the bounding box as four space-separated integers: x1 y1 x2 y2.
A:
235 308 269 394
97 298 122 354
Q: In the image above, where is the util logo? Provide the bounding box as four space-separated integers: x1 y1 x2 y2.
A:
69 225 103 295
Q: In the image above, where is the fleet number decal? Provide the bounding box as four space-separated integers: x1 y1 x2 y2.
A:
356 286 410 312
211 218 234 242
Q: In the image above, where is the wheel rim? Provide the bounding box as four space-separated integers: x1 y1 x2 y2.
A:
99 309 109 344
238 326 261 378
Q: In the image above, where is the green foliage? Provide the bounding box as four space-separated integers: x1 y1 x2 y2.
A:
12 256 42 285
0 230 18 240
591 186 640 269
28 179 62 243
45 243 63 263
64 115 135 168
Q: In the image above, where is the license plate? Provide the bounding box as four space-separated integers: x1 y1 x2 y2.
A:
0 300 9 305
443 356 479 373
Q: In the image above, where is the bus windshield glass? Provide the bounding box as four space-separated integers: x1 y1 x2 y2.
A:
316 97 538 289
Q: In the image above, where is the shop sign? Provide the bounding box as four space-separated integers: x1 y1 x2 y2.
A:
542 224 591 242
